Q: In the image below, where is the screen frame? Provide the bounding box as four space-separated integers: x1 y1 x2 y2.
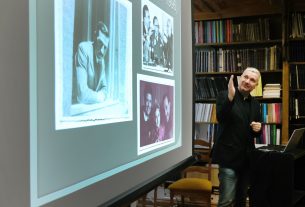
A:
0 0 194 206
28 0 194 206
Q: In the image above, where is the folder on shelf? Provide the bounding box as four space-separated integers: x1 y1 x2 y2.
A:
251 76 263 97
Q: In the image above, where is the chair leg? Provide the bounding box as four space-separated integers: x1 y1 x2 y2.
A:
170 192 174 207
141 193 146 207
181 195 184 206
153 187 157 207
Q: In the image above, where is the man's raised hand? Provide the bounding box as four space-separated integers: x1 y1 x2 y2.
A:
228 75 235 101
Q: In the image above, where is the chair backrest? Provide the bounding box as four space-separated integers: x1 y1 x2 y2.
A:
169 164 213 206
193 139 212 162
182 165 211 179
192 139 212 180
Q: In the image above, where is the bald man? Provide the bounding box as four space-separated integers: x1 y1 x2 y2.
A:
212 67 262 207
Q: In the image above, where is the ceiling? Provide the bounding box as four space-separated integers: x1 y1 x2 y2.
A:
192 0 305 20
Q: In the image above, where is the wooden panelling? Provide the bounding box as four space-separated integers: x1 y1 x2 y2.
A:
192 0 282 20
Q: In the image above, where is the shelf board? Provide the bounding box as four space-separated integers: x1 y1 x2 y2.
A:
254 97 282 103
288 62 305 65
194 121 218 124
195 99 216 103
195 97 282 103
195 71 241 75
262 122 281 125
289 123 305 126
195 39 282 47
288 37 305 41
290 116 305 119
290 89 305 92
195 70 282 76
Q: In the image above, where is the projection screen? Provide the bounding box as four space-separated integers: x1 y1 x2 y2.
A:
29 0 193 206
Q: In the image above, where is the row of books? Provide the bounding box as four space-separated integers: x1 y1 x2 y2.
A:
290 65 305 89
289 96 305 119
257 124 281 145
195 77 228 100
195 102 281 124
194 18 271 44
194 123 218 144
262 83 281 98
261 103 282 123
194 19 232 44
290 12 305 39
194 46 281 73
195 75 265 100
289 41 305 62
195 122 280 145
195 103 217 123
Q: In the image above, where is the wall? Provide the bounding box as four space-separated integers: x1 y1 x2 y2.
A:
0 0 30 206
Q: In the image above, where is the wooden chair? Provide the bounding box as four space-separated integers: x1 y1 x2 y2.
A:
193 139 212 164
167 139 213 206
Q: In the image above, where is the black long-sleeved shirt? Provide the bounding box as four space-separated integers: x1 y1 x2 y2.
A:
212 89 261 171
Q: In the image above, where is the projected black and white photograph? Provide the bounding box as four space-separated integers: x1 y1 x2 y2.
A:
55 0 132 130
142 0 174 75
137 74 175 155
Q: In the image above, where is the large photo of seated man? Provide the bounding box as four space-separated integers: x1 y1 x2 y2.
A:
55 0 132 130
141 0 174 75
137 74 175 155
74 21 109 104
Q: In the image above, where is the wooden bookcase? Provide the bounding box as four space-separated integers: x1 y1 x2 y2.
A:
191 0 305 204
193 13 286 145
286 9 305 138
192 0 305 146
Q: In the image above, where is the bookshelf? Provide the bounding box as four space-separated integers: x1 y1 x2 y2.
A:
191 1 305 205
287 9 305 138
192 0 305 145
193 13 284 145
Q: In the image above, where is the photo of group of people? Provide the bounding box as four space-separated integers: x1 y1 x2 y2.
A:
142 0 174 75
138 74 174 155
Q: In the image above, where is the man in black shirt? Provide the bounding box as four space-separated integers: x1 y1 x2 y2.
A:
212 67 262 207
140 85 154 146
